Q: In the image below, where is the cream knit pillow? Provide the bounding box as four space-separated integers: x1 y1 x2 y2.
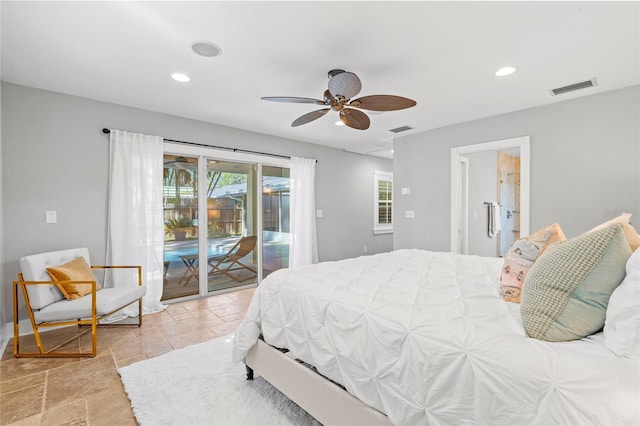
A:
521 223 631 342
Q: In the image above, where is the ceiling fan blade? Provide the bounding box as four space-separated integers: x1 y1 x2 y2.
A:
349 95 417 111
340 108 370 130
291 108 330 127
261 96 326 105
328 71 362 100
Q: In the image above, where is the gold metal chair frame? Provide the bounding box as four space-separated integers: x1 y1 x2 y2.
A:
13 265 143 358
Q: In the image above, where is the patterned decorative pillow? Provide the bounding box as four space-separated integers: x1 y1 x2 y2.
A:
521 223 632 342
500 223 566 303
47 256 100 300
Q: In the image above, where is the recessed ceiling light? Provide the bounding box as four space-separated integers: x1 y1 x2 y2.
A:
171 73 191 83
335 120 345 126
191 41 222 58
495 66 517 77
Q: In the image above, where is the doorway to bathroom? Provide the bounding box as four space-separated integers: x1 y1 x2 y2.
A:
451 136 530 257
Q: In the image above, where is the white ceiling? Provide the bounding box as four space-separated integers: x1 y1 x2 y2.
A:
2 2 638 159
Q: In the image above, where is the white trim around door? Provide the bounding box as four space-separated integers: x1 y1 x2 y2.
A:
450 136 530 254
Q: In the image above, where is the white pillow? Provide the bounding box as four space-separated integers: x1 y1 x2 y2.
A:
604 247 640 357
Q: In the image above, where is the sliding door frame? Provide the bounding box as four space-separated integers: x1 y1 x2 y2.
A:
164 142 290 299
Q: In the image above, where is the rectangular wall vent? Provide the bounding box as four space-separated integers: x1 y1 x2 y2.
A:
550 78 597 96
389 125 414 133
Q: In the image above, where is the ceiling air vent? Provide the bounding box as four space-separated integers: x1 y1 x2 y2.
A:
389 125 414 133
550 78 597 96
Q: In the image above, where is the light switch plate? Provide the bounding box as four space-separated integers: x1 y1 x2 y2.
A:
316 210 323 218
405 210 415 219
45 210 57 224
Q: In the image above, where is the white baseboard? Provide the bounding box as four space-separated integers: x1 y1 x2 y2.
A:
0 319 39 359
0 322 10 357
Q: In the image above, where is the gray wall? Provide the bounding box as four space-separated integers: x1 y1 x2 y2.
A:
1 82 393 329
466 151 498 257
394 85 640 250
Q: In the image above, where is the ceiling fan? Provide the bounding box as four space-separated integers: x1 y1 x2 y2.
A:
163 156 193 169
261 69 417 130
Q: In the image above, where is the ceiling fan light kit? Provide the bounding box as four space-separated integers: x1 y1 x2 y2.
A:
262 69 416 130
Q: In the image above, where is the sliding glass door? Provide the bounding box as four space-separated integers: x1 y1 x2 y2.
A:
162 154 200 300
205 160 258 292
162 146 289 301
262 166 290 278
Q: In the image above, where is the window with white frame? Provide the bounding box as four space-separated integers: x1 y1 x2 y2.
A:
374 170 393 234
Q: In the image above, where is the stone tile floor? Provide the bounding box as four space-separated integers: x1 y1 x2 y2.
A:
0 287 255 425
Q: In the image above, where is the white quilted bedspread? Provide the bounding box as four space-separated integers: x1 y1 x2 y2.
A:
232 249 639 425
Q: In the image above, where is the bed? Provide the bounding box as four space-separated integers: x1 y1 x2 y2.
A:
232 245 640 425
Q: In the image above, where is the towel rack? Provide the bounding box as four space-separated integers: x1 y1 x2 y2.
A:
485 202 501 238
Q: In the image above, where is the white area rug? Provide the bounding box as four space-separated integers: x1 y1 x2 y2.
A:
118 335 320 426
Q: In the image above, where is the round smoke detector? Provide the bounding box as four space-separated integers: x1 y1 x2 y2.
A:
191 41 222 58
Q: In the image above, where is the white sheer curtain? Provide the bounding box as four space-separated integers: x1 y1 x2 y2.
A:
106 129 167 317
289 156 318 268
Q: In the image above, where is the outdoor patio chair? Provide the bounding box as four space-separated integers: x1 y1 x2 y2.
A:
13 247 146 358
208 235 257 282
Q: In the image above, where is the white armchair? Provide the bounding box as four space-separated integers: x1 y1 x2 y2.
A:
13 247 146 358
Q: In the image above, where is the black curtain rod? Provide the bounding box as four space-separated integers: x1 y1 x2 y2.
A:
102 128 291 160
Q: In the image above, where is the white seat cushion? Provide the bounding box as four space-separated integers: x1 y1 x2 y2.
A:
33 286 146 323
19 248 92 309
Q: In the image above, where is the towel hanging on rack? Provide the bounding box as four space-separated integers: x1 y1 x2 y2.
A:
486 202 501 238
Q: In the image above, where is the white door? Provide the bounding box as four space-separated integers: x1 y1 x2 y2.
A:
457 156 469 254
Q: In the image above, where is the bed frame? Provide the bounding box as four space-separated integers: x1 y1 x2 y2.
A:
245 339 393 426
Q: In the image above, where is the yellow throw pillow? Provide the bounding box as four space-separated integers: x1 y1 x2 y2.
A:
47 256 100 300
588 213 640 251
500 223 566 303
